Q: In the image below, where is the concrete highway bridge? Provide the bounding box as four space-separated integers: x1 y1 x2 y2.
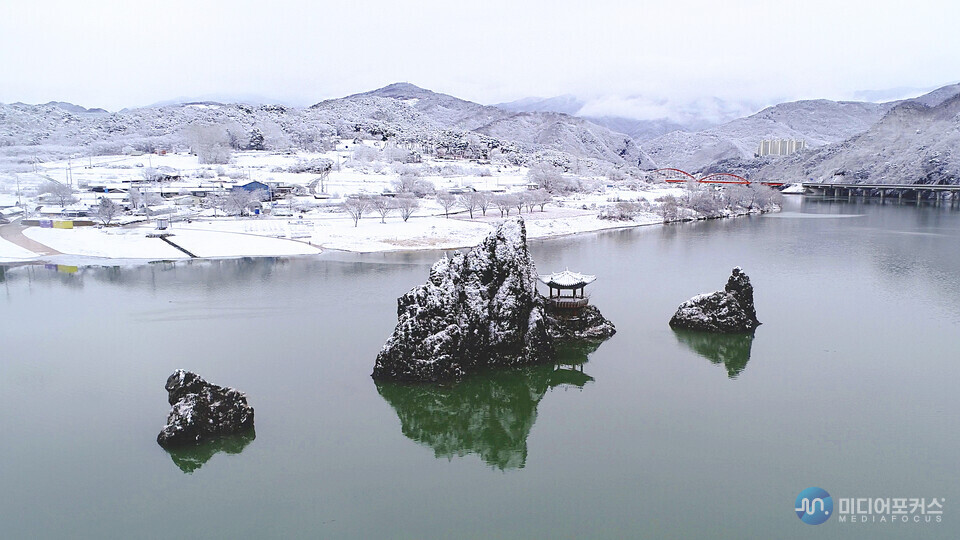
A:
801 182 960 205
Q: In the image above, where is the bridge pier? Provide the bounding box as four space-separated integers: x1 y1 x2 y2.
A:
879 190 885 204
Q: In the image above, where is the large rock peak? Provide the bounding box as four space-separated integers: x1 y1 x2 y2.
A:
373 218 552 382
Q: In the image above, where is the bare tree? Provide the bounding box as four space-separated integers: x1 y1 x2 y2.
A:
392 173 435 197
436 191 457 218
39 180 77 208
372 195 395 223
396 195 419 222
515 193 526 214
492 193 518 217
476 191 490 216
186 124 232 164
224 189 260 216
97 197 119 225
656 194 680 222
457 191 483 219
128 187 144 210
526 163 565 193
522 192 537 213
753 185 783 209
141 167 164 182
530 189 552 211
342 196 371 226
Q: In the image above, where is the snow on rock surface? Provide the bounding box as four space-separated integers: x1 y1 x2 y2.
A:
669 267 760 333
544 304 617 341
157 370 255 448
373 218 553 381
373 217 616 382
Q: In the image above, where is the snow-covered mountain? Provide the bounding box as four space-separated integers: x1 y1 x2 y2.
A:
645 83 960 174
644 100 897 172
311 83 653 167
497 97 690 142
494 95 585 116
0 82 654 173
5 81 960 184
752 93 960 184
494 94 762 142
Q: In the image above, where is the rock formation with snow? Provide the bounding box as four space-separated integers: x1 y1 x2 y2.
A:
373 217 615 382
669 267 760 333
544 304 617 341
373 218 553 381
157 370 255 448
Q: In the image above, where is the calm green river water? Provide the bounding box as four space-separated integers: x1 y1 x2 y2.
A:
2 197 959 539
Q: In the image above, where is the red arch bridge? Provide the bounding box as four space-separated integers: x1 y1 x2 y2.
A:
653 168 785 187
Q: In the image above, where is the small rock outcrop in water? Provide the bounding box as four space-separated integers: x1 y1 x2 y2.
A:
669 267 761 333
373 218 615 382
157 370 255 448
544 304 616 341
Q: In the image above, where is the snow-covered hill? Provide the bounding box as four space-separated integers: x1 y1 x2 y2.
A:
494 95 585 116
752 93 960 184
493 94 756 142
644 100 896 172
314 83 652 167
0 83 652 174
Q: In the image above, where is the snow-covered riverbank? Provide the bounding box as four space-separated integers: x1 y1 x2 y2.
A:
0 204 665 262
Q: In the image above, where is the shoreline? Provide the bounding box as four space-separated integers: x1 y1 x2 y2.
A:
0 206 777 266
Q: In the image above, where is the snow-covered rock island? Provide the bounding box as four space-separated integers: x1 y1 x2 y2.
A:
372 217 615 382
669 267 761 333
157 370 255 448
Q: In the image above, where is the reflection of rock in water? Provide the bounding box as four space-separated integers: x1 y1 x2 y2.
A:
164 429 256 473
673 330 754 379
375 344 598 470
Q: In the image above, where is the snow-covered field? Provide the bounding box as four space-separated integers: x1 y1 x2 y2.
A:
0 146 701 262
0 235 38 261
22 226 320 259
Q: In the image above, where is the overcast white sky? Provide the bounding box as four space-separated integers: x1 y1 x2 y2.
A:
2 0 958 116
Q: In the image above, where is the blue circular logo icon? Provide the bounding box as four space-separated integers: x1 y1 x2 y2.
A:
795 487 833 525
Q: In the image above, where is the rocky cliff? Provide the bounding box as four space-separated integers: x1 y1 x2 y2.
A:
373 218 614 382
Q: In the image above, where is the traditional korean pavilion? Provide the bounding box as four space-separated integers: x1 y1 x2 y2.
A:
538 270 596 309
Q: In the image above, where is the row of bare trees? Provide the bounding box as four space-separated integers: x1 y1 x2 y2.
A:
340 189 554 226
654 184 782 222
439 190 553 218
342 194 421 226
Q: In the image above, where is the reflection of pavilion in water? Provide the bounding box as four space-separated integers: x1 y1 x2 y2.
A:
672 329 755 379
375 342 601 470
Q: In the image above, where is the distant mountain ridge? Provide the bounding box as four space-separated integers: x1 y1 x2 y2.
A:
5 81 960 184
313 82 655 167
751 92 960 184
643 99 897 172
493 94 762 142
0 82 655 173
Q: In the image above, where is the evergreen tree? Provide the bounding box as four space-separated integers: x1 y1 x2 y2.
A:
248 128 266 151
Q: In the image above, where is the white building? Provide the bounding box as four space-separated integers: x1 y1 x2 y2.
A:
757 139 806 157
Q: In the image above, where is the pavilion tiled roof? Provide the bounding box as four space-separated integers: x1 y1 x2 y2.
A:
538 269 596 287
